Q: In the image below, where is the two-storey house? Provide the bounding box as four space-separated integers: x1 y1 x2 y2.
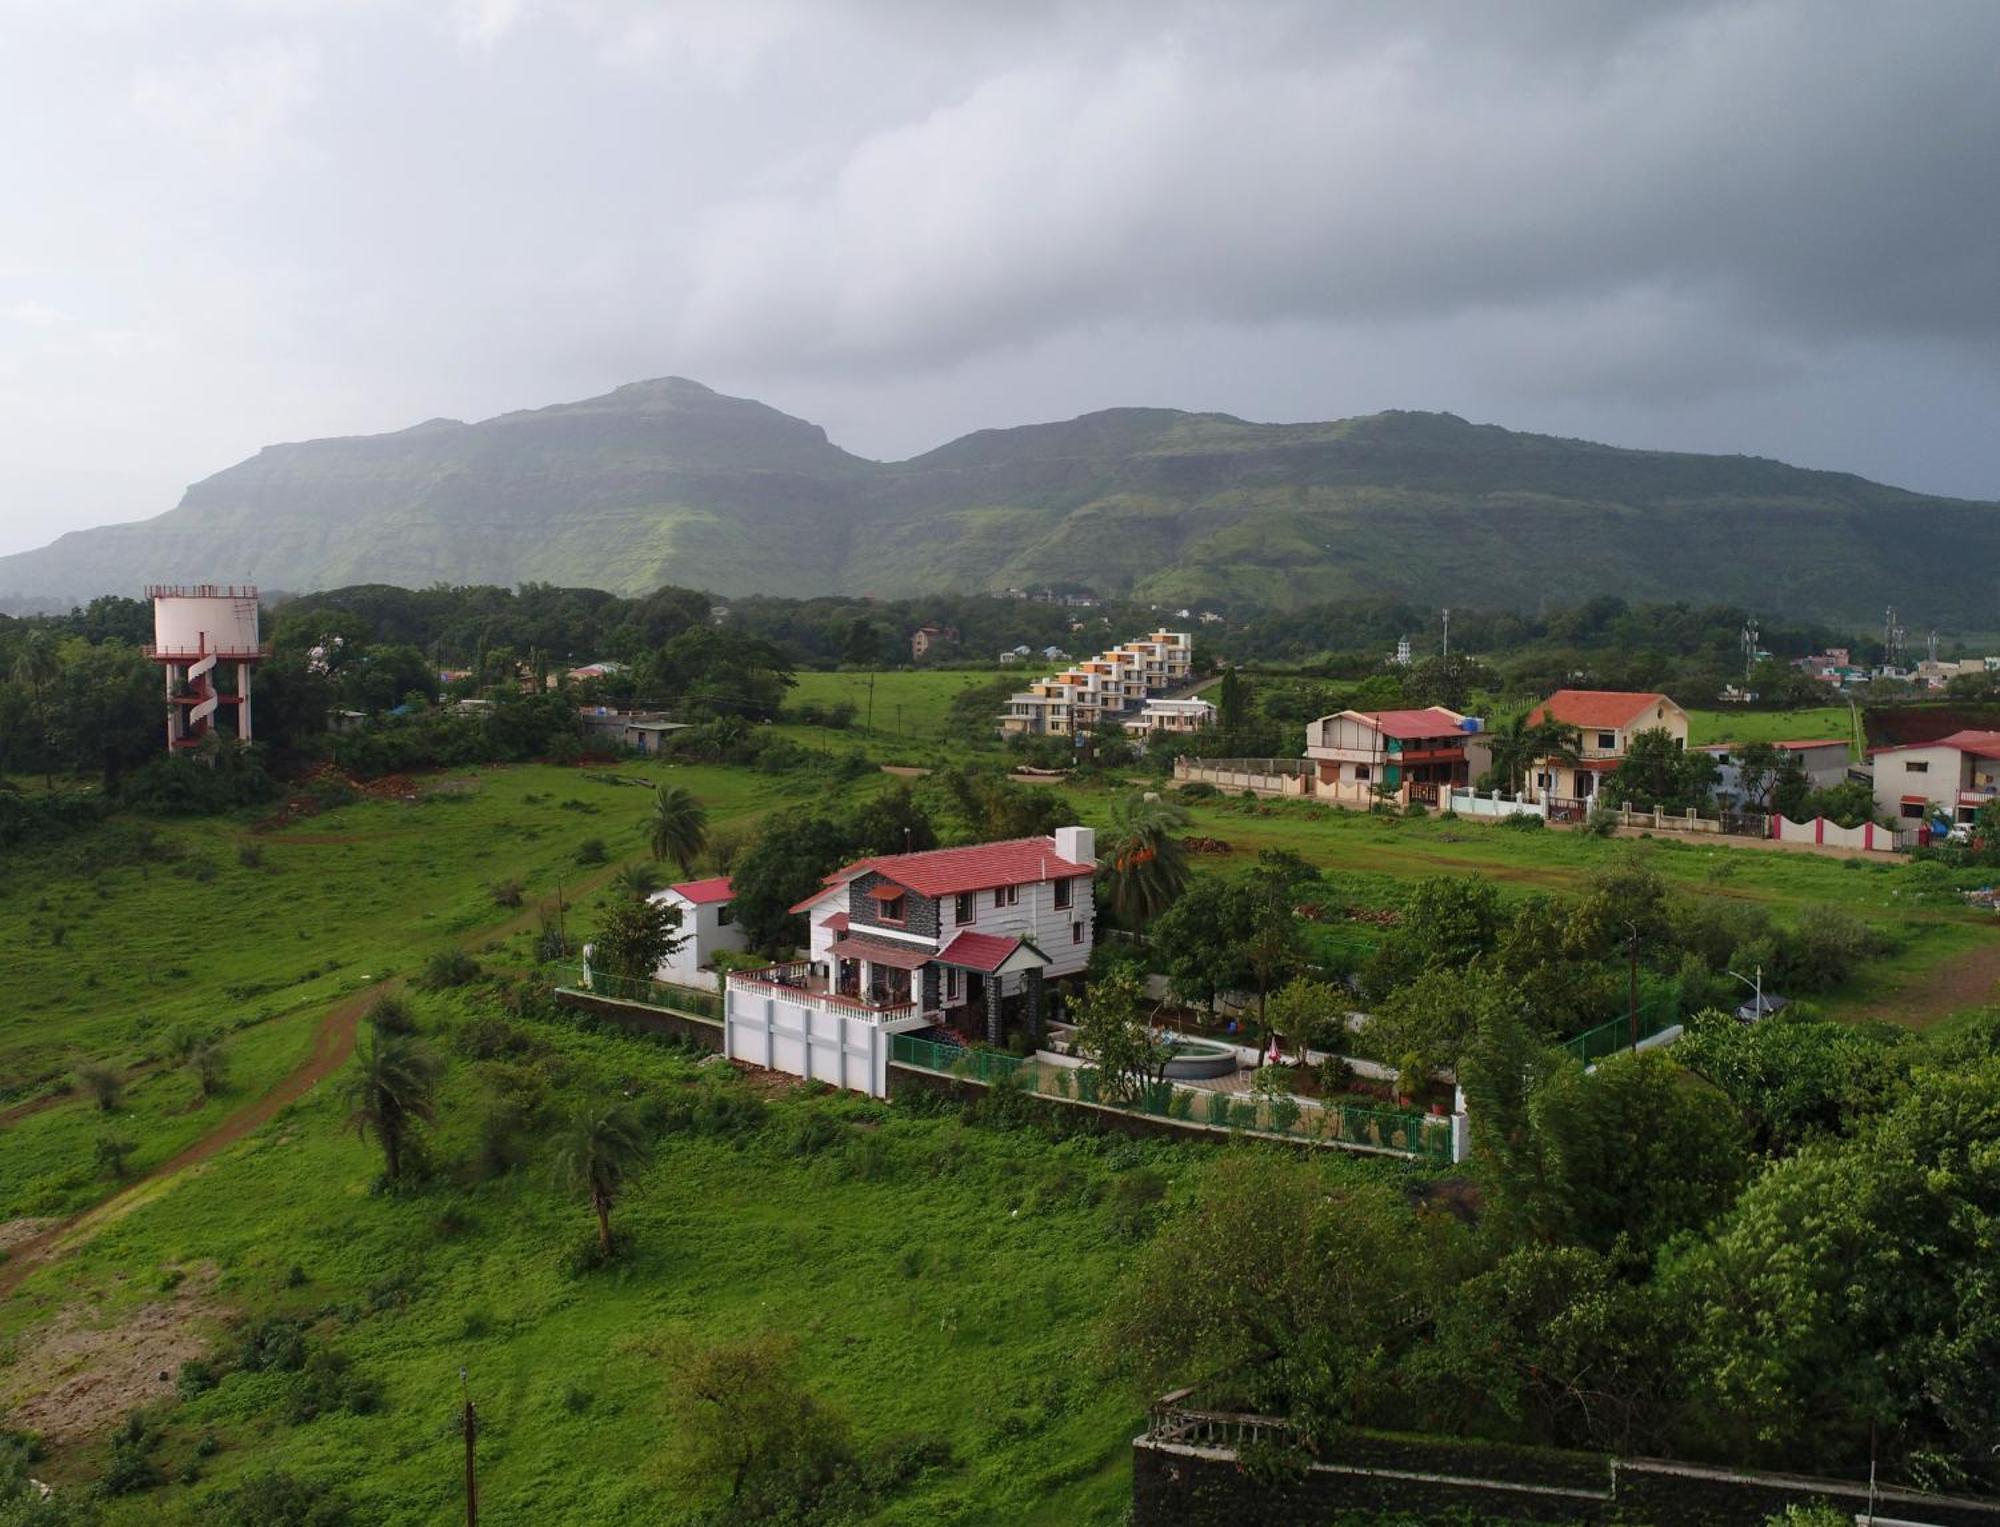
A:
1523 690 1689 805
723 828 1097 1095
1866 730 2000 826
646 876 749 987
1302 707 1489 806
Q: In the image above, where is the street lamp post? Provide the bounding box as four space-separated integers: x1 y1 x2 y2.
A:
1725 964 1764 1021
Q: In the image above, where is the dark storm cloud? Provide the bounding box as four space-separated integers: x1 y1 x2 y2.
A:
1 0 1996 556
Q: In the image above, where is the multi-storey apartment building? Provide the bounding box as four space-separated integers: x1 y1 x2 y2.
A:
1000 630 1194 738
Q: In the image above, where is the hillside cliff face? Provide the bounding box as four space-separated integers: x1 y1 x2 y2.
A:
2 378 1993 624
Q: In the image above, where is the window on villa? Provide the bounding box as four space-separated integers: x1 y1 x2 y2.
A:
878 894 906 925
994 885 1018 908
1053 878 1073 910
954 892 974 924
1072 921 1084 945
1901 801 1925 819
945 968 961 1001
1354 764 1371 782
717 904 734 926
1596 732 1616 750
1906 760 1930 773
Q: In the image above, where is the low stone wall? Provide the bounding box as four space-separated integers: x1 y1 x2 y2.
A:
552 988 725 1051
1132 1429 2000 1527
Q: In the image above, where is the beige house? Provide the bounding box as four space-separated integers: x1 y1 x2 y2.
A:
1867 730 2000 825
1523 690 1690 804
1302 706 1488 806
1124 696 1215 737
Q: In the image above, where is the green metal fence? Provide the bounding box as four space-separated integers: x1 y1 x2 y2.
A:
549 963 722 1021
1558 984 1682 1066
888 1033 1032 1084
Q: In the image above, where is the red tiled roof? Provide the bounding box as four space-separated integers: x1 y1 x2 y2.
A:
666 876 733 905
1870 729 2000 761
820 912 850 932
936 930 1042 974
841 837 1092 898
1901 794 1932 805
1348 707 1471 741
826 935 932 970
1527 690 1674 730
788 878 846 915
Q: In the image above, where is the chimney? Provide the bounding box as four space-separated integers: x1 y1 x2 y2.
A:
1054 825 1095 866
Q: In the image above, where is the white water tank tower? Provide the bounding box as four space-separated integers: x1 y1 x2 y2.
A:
146 585 266 751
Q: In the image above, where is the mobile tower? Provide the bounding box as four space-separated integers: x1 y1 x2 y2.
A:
145 584 266 752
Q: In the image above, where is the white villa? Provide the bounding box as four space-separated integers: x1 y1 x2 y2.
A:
723 827 1097 1095
647 876 748 987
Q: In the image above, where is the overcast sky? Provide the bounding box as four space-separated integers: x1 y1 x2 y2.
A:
2 0 1997 555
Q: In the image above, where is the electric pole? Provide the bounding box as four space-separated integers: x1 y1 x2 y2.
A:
1626 924 1641 1051
461 1368 478 1527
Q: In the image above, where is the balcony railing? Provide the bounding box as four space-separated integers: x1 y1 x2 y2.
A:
726 963 918 1023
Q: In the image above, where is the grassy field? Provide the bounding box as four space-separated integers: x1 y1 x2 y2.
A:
1684 704 1859 750
788 669 1008 742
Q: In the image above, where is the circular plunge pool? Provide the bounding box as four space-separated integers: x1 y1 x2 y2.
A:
1160 1038 1240 1080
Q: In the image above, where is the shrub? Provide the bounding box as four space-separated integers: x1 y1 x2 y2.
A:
98 1410 163 1497
284 1349 381 1424
417 948 480 989
489 878 524 909
573 837 609 866
1177 781 1220 800
237 841 266 869
205 1469 356 1526
176 1359 220 1399
1105 1168 1168 1240
93 1133 138 1180
666 1334 859 1519
233 1315 310 1374
363 994 418 1036
1499 811 1546 831
784 1111 846 1157
77 1063 121 1111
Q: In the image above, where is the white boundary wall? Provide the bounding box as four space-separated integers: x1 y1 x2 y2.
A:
1770 815 1915 853
1443 788 1546 820
723 984 927 1097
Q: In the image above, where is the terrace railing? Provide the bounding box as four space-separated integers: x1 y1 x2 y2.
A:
888 1032 1030 1083
726 964 918 1023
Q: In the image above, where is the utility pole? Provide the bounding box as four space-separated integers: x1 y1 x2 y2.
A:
1441 607 1451 660
1626 922 1641 1052
865 673 876 735
461 1368 478 1527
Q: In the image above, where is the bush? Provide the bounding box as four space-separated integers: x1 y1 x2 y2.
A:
784 1111 846 1157
284 1348 381 1424
77 1063 121 1112
573 837 609 866
1105 1168 1168 1239
417 948 480 990
666 1333 859 1519
93 1133 138 1180
1499 811 1546 831
176 1358 220 1399
363 994 418 1036
237 841 266 869
1177 781 1220 800
489 879 524 909
233 1315 310 1374
97 1410 163 1497
204 1468 356 1526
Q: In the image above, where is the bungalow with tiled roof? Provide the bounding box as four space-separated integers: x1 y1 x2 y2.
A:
1523 689 1689 806
723 827 1097 1094
1302 707 1490 807
645 876 748 988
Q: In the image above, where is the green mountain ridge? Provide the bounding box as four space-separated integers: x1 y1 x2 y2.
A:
2 376 1993 624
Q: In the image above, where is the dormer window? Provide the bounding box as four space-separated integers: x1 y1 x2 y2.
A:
877 893 906 925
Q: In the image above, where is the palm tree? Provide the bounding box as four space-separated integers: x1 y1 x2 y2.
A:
343 1033 441 1182
1096 793 1191 926
1487 711 1584 798
12 630 62 790
551 1100 651 1256
649 786 709 876
612 861 663 899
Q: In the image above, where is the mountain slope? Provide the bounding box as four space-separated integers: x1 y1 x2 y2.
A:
2 381 1994 624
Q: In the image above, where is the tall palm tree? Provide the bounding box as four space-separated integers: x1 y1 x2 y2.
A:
1096 793 1191 926
551 1100 651 1256
12 630 62 790
649 785 709 876
343 1033 441 1182
613 861 663 899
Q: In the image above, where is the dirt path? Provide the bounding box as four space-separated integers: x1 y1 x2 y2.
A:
0 980 384 1300
0 870 614 1303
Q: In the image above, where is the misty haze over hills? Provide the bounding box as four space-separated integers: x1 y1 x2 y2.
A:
2 377 1994 627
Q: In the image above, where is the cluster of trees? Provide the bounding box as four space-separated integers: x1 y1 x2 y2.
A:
1111 1002 2000 1493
